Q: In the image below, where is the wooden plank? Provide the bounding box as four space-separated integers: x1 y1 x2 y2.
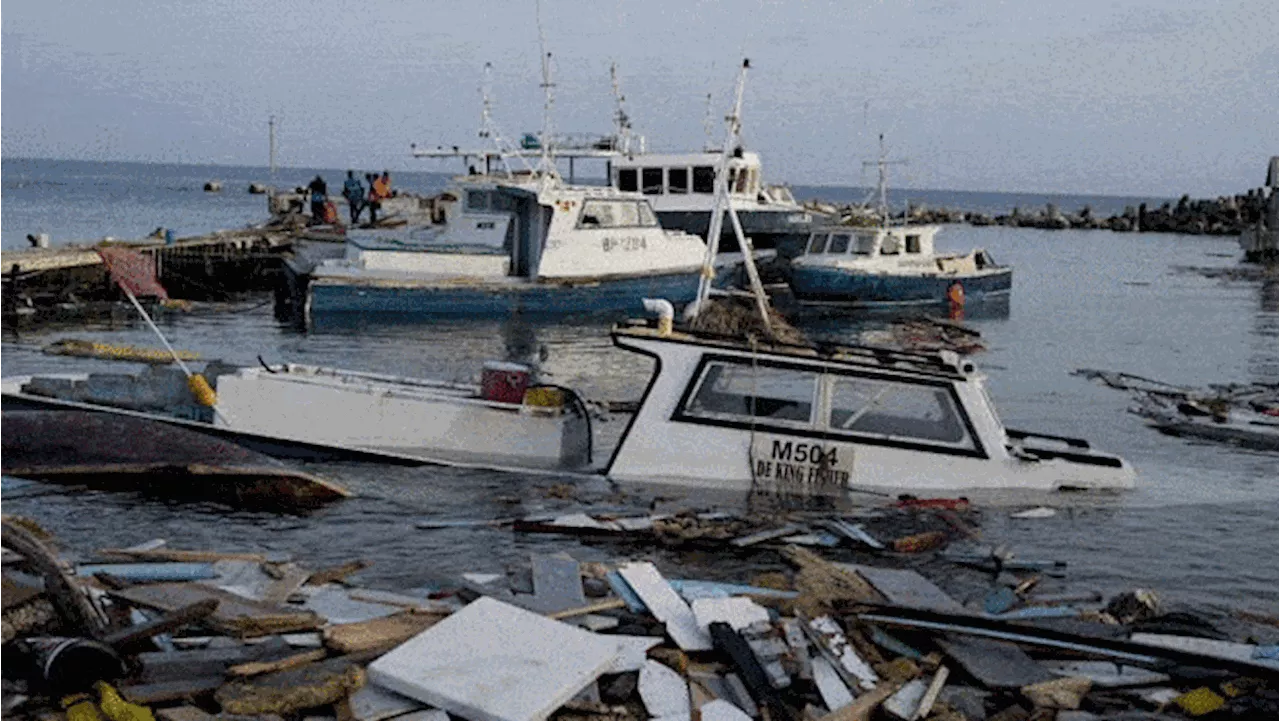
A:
617 562 712 651
99 548 268 563
936 637 1054 690
322 612 447 655
102 599 220 654
109 583 323 638
228 649 327 677
840 565 965 613
546 598 626 620
119 678 223 705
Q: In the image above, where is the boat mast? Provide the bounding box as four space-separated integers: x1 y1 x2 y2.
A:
863 133 907 228
268 115 276 181
690 59 772 334
534 0 560 186
478 62 530 177
610 62 633 155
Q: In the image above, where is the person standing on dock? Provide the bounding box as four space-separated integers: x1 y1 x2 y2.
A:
342 170 365 224
368 170 392 224
308 175 328 224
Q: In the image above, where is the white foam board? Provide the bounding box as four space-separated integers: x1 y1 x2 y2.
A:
618 562 712 651
367 597 618 721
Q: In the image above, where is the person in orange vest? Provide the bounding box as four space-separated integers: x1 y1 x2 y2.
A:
368 170 392 224
946 281 965 321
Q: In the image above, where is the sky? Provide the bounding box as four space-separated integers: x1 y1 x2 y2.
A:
2 0 1277 197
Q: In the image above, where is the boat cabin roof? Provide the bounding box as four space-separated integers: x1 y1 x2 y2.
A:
611 150 762 169
612 320 974 382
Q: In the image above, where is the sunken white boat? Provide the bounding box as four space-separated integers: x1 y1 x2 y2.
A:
2 361 592 473
604 317 1135 494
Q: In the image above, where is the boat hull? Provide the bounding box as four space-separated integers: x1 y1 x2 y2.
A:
789 267 1013 306
308 270 710 318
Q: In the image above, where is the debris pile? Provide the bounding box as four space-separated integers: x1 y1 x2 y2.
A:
6 503 1276 721
1074 369 1278 451
857 320 986 356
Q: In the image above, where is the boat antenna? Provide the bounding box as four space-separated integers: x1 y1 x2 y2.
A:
862 133 907 228
689 58 772 335
610 62 633 155
535 0 560 185
478 62 531 177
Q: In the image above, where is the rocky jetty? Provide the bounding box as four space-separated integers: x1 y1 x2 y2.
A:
805 186 1276 237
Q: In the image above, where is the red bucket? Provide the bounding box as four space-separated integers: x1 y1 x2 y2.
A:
481 361 531 404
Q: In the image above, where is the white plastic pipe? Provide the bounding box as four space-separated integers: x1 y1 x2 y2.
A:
642 298 674 336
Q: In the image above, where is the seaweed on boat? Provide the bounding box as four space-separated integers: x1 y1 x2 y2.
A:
690 296 808 346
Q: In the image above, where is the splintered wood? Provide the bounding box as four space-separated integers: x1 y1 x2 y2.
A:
322 611 449 655
782 546 882 616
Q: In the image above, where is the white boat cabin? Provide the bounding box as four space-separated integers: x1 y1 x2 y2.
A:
610 150 799 210
799 225 942 266
606 322 1135 495
320 176 709 282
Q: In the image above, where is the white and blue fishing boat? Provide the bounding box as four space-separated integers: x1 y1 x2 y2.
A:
788 137 1012 307
788 224 1011 306
304 173 746 319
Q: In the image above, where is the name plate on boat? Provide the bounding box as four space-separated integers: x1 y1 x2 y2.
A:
749 434 854 494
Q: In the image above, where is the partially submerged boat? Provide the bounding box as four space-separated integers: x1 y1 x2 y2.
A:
2 360 593 473
788 225 1011 307
602 314 1135 494
2 410 349 510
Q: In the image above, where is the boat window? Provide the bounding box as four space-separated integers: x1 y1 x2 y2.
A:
853 234 877 255
693 166 716 193
637 202 659 227
686 362 818 425
807 234 829 254
618 168 638 192
578 200 657 229
491 192 518 213
827 234 851 254
668 167 689 194
905 235 921 254
828 377 970 446
642 168 664 195
615 201 640 226
881 235 902 255
466 190 490 211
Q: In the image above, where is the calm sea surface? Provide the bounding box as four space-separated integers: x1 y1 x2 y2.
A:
1 159 1274 621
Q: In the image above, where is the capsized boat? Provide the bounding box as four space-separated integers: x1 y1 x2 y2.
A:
603 313 1135 494
304 173 752 321
788 224 1012 307
2 360 593 473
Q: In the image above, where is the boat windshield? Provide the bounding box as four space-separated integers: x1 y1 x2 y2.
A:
578 200 661 229
806 234 828 254
829 377 972 447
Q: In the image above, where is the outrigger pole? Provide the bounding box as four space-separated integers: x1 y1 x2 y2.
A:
689 58 772 334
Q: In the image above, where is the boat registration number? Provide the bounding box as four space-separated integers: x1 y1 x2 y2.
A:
602 236 648 252
750 434 854 492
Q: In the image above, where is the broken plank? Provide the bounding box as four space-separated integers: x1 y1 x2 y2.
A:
731 525 806 547
811 657 853 712
119 678 224 705
546 598 626 620
102 599 220 654
936 637 1054 690
215 656 366 716
228 649 327 677
322 611 448 656
108 583 322 638
99 548 267 563
617 562 711 651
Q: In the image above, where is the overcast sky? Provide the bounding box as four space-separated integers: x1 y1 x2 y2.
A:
3 0 1276 196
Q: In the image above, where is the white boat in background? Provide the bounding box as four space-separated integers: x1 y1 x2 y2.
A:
305 173 747 319
603 318 1135 494
414 63 814 256
2 361 593 473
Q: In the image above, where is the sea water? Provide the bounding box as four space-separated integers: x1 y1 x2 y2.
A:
1 159 1274 620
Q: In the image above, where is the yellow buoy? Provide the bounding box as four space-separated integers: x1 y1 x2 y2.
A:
187 374 218 407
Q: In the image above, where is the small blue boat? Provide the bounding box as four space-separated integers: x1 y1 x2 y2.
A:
787 224 1012 307
306 174 750 322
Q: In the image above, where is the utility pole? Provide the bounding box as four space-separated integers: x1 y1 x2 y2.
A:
268 115 277 180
